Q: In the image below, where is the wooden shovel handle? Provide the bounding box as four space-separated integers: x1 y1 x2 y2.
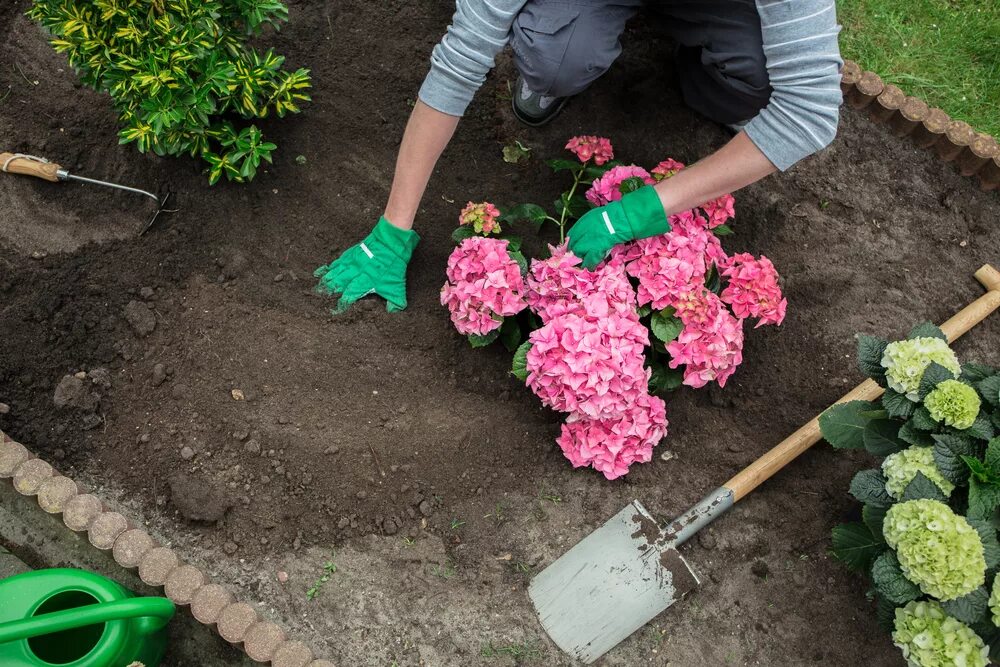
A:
725 264 1000 502
0 152 62 182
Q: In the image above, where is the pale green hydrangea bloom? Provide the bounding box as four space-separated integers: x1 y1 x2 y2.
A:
892 600 988 667
884 499 985 601
990 577 1000 627
882 447 955 499
924 379 981 430
881 337 960 401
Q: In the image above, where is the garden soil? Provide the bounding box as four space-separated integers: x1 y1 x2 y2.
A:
2 1 999 665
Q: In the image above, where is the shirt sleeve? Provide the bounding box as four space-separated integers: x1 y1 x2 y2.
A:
744 0 844 171
418 0 527 117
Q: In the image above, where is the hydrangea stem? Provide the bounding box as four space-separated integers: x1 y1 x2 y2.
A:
557 167 586 243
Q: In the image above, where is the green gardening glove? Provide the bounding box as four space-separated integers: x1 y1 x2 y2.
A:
567 186 670 269
313 216 420 313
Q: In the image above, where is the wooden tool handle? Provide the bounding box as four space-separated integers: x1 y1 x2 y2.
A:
0 152 62 182
725 264 1000 502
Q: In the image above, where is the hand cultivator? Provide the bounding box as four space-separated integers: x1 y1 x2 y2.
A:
529 264 1000 664
0 152 174 235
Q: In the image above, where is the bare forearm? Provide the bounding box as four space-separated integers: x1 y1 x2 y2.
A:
655 132 777 216
383 101 460 230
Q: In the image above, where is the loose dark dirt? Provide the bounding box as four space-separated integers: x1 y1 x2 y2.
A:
2 1 999 665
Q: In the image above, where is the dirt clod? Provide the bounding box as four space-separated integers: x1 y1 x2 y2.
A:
751 560 770 579
53 375 98 412
123 300 156 337
169 473 232 522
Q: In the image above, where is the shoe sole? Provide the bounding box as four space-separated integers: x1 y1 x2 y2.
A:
511 95 570 128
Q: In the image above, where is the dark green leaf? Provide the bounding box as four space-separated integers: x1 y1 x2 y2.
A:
863 504 889 544
501 235 522 252
704 263 721 294
882 388 916 419
901 471 948 502
863 419 907 457
911 405 938 431
637 304 652 318
650 308 683 344
871 551 921 604
967 413 997 441
899 420 935 447
819 401 878 449
933 433 980 486
501 203 548 226
963 455 993 482
649 365 683 396
985 438 1000 473
511 341 531 382
875 596 898 633
554 192 589 220
831 522 884 572
451 226 476 243
962 363 998 384
859 409 890 420
508 249 528 274
907 322 947 341
940 586 989 625
618 176 645 195
919 362 957 400
968 518 1000 569
546 158 584 174
712 224 734 236
967 477 1000 521
849 469 893 507
499 317 521 353
857 334 889 385
468 329 499 348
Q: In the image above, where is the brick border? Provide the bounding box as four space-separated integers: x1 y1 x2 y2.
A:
840 60 999 191
0 430 334 667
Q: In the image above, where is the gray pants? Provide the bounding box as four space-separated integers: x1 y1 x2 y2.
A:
510 0 771 124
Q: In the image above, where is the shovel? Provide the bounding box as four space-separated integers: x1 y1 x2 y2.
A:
529 263 1000 664
1 151 173 235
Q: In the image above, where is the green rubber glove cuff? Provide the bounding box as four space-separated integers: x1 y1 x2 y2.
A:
371 216 420 262
618 186 669 239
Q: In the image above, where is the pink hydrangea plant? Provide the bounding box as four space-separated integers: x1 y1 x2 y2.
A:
700 194 735 229
585 165 655 207
557 393 668 480
459 201 502 235
565 135 614 165
525 244 637 323
525 311 649 419
667 289 744 388
651 158 685 181
720 253 787 327
440 237 526 336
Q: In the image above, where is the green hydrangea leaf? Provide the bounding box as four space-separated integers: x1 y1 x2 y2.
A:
863 419 907 457
648 362 683 396
831 522 884 572
985 438 1000 473
901 471 949 502
637 304 652 318
899 420 935 447
849 469 893 507
451 226 476 243
919 362 958 400
650 307 683 344
907 322 947 341
546 158 584 174
977 376 1000 408
967 477 1000 521
911 405 938 431
469 329 499 348
967 518 1000 569
820 401 878 449
712 224 734 236
511 341 531 382
933 433 980 486
860 409 890 420
963 456 994 483
962 363 998 384
508 249 528 274
499 317 522 352
875 596 898 633
967 413 996 442
863 504 889 544
993 410 1000 431
871 551 922 605
882 388 917 419
940 586 990 625
502 235 523 252
857 334 889 385
501 203 549 233
705 263 721 294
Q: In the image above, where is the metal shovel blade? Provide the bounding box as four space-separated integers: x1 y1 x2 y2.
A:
528 501 700 664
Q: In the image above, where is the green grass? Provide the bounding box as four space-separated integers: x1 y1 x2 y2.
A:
837 0 1000 137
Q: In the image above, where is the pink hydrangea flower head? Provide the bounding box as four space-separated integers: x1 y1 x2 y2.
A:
585 165 655 207
526 244 637 322
440 237 526 336
701 194 735 228
666 289 744 388
720 253 787 327
625 218 721 309
459 201 502 235
525 312 650 419
565 135 614 165
557 394 668 479
651 158 685 181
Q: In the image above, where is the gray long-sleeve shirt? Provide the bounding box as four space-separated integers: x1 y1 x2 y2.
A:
418 0 843 171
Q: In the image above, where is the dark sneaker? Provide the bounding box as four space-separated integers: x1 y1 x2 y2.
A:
511 75 569 127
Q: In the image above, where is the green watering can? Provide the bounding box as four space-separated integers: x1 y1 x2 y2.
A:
0 568 175 667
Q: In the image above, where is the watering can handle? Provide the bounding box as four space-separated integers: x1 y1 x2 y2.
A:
0 598 175 645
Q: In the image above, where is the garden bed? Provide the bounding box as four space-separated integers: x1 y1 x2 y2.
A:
1 0 1000 664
